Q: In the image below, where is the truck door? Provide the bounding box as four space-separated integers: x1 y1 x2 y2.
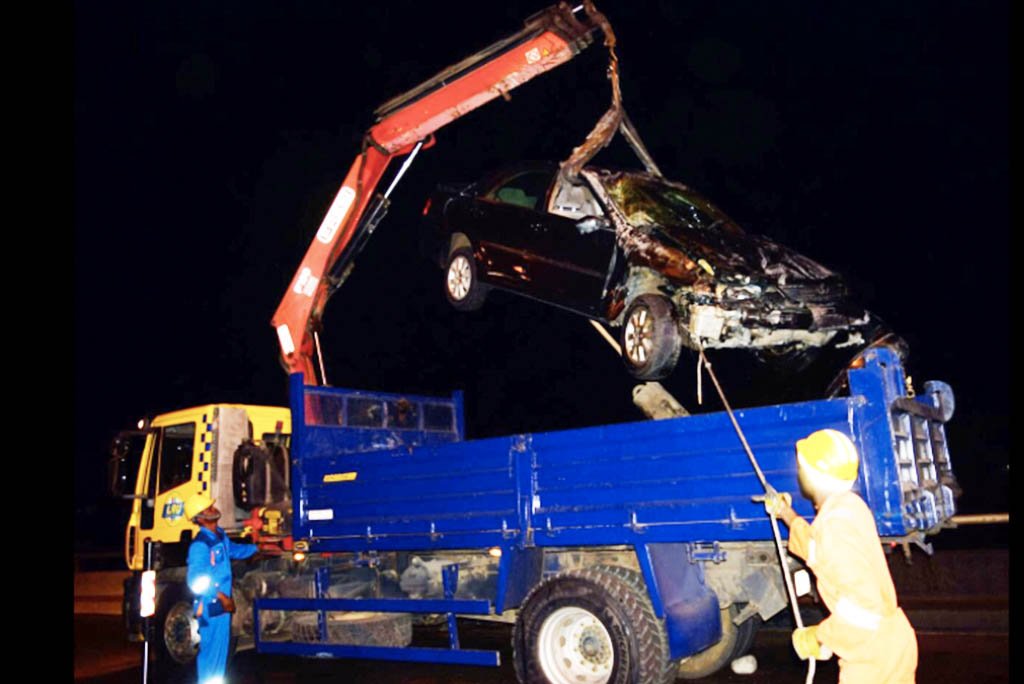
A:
127 419 199 569
151 421 198 542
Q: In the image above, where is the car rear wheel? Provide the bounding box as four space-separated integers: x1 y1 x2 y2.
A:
444 246 488 311
621 294 682 380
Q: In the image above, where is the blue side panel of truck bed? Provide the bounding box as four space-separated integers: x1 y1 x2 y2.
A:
290 347 957 553
263 347 957 665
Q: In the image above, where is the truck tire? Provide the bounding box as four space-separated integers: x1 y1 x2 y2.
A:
675 604 760 680
444 246 488 311
512 565 678 684
155 594 199 668
621 294 682 381
290 612 413 647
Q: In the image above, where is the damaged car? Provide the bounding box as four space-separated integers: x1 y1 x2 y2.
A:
424 161 886 380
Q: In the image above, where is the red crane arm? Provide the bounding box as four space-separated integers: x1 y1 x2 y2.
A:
271 3 598 384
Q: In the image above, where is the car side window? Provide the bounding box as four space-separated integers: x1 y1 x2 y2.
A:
548 178 604 219
486 172 552 211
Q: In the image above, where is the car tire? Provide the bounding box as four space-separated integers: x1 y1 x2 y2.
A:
620 294 682 380
512 565 678 684
444 246 488 311
675 604 761 679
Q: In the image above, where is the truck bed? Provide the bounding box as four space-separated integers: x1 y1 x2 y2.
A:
290 347 957 553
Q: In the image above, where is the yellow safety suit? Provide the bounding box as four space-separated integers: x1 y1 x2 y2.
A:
788 490 918 683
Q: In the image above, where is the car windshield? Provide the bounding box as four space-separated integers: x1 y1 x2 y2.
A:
601 173 744 237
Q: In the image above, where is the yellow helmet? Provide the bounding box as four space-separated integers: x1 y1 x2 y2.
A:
185 493 216 522
796 429 859 482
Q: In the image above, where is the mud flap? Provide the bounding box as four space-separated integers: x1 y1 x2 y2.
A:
636 542 722 660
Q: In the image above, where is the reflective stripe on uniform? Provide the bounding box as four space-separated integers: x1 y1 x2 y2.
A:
835 596 883 631
190 575 211 594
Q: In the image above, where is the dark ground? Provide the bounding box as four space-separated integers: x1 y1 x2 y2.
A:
75 613 1009 684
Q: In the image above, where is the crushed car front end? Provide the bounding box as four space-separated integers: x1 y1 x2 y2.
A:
582 168 875 354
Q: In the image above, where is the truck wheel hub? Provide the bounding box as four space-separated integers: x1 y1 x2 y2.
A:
537 607 614 684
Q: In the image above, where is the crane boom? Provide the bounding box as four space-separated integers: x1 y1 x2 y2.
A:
272 3 599 384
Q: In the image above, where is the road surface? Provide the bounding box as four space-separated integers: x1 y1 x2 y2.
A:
75 614 1007 684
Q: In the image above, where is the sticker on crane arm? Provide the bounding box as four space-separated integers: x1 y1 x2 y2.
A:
316 186 357 244
525 48 542 65
308 509 334 521
323 471 358 483
293 267 319 297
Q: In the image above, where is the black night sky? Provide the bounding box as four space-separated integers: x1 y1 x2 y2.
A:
74 1 1008 551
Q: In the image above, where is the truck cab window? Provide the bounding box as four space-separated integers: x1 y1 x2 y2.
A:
158 422 195 494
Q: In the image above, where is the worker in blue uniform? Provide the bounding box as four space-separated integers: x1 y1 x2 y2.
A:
185 493 258 684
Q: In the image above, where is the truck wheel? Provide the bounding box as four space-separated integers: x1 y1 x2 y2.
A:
512 565 678 684
675 604 760 679
291 612 413 647
621 295 682 380
156 596 199 668
444 246 488 311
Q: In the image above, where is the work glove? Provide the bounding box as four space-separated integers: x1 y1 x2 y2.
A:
189 617 201 647
763 489 793 517
791 626 832 661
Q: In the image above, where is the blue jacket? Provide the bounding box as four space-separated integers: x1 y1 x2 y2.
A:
187 526 257 619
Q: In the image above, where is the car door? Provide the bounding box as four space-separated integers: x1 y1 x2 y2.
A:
536 176 620 315
459 169 555 293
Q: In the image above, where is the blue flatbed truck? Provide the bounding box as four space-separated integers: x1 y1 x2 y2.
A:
240 344 957 682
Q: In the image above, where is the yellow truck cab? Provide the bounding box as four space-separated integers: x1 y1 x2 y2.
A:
110 403 291 570
109 403 291 666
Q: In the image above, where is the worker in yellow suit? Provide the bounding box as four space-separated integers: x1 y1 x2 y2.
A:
764 429 918 683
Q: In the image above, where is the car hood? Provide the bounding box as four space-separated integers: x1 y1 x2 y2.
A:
582 169 840 293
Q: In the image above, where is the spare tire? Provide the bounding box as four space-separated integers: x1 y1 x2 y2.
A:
233 441 269 510
290 612 413 647
276 575 374 600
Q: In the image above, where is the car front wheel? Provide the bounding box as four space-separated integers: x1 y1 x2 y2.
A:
621 294 682 380
444 246 488 311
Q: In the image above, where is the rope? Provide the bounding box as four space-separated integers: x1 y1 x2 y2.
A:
585 319 816 680
696 345 815 684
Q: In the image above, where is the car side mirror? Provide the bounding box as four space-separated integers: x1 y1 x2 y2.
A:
576 216 612 234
